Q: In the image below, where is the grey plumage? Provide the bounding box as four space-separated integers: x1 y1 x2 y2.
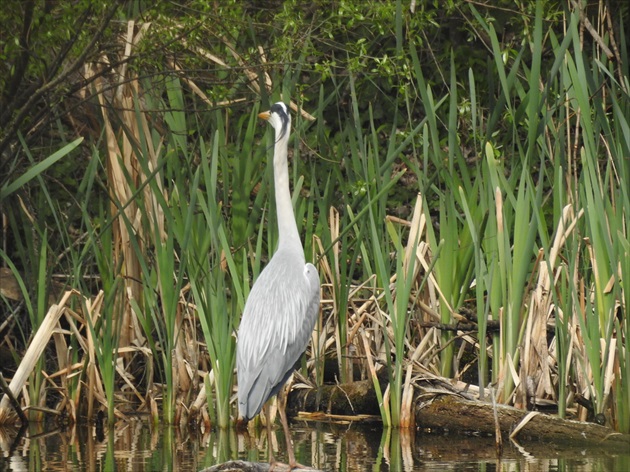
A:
236 102 320 422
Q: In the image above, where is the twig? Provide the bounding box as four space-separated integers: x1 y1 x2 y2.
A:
0 4 120 157
0 373 28 425
491 387 503 457
510 411 540 439
604 0 628 92
570 0 613 59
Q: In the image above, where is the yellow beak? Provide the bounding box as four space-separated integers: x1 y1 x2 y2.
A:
258 111 271 120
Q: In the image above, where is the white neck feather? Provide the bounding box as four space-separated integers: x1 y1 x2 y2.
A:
273 132 302 251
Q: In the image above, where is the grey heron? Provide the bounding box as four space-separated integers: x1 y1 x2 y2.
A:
236 102 320 469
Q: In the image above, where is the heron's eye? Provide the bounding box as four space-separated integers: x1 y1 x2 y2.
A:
270 103 286 116
269 103 290 140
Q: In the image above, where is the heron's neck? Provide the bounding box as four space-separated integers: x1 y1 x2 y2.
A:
273 135 302 250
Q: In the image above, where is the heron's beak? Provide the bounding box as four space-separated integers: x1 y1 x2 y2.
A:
258 111 271 120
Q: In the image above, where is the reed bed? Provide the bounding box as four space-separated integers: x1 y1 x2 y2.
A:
0 1 628 437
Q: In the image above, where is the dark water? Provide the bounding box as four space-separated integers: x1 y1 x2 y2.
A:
0 419 627 471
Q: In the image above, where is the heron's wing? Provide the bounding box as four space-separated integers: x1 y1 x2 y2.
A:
237 258 320 420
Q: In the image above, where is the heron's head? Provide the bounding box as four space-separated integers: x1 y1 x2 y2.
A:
258 102 291 141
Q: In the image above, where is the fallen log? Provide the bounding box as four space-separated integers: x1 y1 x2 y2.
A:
415 389 630 449
285 376 630 450
286 378 384 417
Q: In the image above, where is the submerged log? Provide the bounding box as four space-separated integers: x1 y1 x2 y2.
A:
201 460 320 472
414 380 630 450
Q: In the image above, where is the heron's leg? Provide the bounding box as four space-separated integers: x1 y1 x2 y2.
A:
263 403 277 467
278 385 313 470
277 387 295 468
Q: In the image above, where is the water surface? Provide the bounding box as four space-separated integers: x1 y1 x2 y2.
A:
0 419 627 471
